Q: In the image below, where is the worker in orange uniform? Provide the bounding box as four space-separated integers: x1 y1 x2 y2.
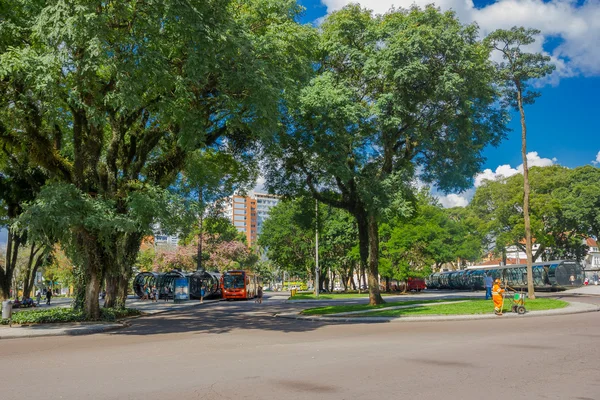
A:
492 279 505 315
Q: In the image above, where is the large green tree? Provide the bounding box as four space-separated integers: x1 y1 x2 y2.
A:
485 27 555 299
469 165 589 262
2 0 315 318
379 192 483 288
264 5 507 305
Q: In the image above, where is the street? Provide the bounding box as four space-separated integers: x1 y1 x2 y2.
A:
1 294 599 400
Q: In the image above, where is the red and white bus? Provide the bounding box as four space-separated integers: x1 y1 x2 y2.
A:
221 270 260 300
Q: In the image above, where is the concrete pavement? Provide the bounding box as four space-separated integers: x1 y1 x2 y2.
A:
1 296 599 400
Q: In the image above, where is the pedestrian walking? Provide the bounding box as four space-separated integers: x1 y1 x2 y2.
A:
484 273 493 300
46 289 53 305
36 290 42 306
492 279 504 316
569 274 575 285
200 284 206 304
152 286 158 302
257 286 263 304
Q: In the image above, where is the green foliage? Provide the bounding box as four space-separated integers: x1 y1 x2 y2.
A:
485 27 556 109
1 0 316 316
301 299 468 315
258 198 318 278
469 165 594 261
0 307 140 325
263 5 508 303
358 298 567 317
379 191 483 280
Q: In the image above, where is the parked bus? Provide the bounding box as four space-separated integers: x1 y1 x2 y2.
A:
221 270 260 300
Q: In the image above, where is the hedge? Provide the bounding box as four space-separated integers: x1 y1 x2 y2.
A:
1 307 141 325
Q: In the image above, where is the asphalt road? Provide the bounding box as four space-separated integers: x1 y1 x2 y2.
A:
1 295 599 400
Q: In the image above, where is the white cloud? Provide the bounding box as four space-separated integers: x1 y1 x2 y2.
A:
320 0 600 79
474 151 557 187
593 151 600 165
436 193 470 208
524 151 557 169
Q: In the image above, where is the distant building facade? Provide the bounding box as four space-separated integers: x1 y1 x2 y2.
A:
220 192 280 247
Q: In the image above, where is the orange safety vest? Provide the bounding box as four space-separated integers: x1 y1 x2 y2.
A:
492 283 504 296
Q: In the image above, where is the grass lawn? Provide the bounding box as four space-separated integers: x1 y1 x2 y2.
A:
290 292 396 301
351 298 568 317
301 298 470 315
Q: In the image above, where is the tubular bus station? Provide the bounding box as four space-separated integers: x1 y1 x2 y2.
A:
426 260 585 291
133 270 222 300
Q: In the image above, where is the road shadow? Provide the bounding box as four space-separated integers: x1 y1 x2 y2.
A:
112 301 351 336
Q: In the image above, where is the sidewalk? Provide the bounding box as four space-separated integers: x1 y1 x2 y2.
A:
0 297 220 340
276 300 600 323
562 284 600 296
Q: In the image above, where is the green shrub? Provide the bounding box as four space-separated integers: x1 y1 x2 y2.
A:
1 307 141 325
100 307 141 321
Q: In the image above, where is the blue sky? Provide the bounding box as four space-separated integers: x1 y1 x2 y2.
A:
296 0 600 206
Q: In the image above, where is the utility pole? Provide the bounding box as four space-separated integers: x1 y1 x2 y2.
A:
315 200 319 298
197 186 204 272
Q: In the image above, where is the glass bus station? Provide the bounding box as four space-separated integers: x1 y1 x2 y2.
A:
426 260 585 291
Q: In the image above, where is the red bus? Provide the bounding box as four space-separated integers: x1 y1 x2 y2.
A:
221 270 260 300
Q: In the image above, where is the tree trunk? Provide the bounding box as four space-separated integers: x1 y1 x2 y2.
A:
197 187 204 272
103 276 118 308
116 274 130 309
0 228 22 300
517 86 535 300
85 267 101 320
77 231 104 320
366 215 384 305
23 247 46 299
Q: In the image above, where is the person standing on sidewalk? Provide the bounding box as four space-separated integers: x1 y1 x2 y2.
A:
46 289 53 305
200 284 206 304
492 279 504 315
257 286 263 304
484 274 493 300
36 290 42 306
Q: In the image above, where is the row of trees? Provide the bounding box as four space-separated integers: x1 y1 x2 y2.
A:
259 192 483 292
0 0 556 314
0 0 313 318
471 165 600 262
260 165 600 291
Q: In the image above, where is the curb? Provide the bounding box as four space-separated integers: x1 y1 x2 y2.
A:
275 301 600 323
285 295 482 304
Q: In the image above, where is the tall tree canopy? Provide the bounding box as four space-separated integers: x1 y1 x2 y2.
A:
485 27 555 298
264 5 507 305
469 165 594 262
1 0 315 317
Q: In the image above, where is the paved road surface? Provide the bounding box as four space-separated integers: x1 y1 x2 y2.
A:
1 295 599 400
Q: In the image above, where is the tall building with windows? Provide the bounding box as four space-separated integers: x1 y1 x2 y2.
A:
222 195 258 246
221 192 280 247
254 193 280 235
